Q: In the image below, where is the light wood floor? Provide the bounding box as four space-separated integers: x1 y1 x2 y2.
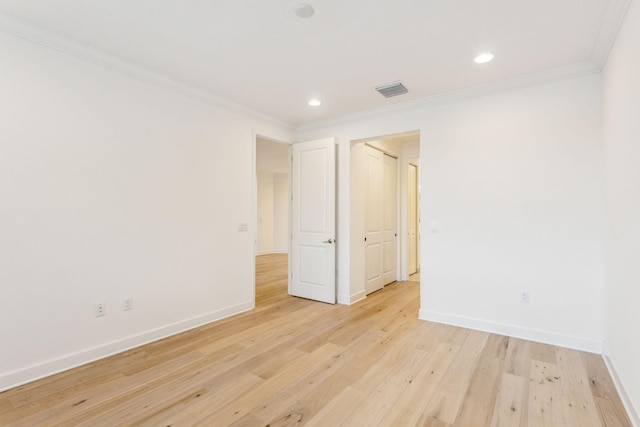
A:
0 253 631 426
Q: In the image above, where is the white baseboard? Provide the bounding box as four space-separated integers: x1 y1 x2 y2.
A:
603 343 640 427
419 309 602 354
256 250 288 256
0 301 254 392
337 290 367 305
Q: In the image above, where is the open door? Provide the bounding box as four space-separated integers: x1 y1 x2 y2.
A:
290 138 336 303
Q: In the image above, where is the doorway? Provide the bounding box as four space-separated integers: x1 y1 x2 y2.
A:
351 130 420 298
255 136 290 305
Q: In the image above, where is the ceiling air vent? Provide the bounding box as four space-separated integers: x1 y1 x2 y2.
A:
374 81 408 98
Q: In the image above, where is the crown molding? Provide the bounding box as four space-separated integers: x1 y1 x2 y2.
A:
2 4 625 136
297 61 600 134
590 0 632 70
0 12 294 131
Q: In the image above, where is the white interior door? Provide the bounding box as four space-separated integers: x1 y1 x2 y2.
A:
382 154 397 285
408 163 418 275
291 138 336 304
365 147 384 294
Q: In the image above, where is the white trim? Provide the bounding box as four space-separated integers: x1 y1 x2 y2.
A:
297 61 599 133
1 8 625 136
251 131 258 313
0 301 254 392
0 12 293 131
256 249 288 256
419 309 602 354
1 4 628 135
337 290 367 305
590 0 632 69
337 294 350 305
603 343 640 427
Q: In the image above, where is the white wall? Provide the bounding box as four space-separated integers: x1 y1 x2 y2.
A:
0 31 293 391
256 172 288 255
257 172 275 254
273 173 289 252
602 0 640 423
419 77 604 352
298 74 605 353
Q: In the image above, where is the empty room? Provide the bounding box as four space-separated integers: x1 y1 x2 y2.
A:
1 1 639 426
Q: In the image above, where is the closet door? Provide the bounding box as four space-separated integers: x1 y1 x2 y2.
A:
365 147 384 294
365 147 398 294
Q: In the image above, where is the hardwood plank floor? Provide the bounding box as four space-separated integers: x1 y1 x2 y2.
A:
0 253 631 426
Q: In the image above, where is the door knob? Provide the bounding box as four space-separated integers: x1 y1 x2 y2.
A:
323 239 334 244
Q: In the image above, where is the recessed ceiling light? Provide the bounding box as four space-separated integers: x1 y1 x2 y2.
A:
308 99 321 107
294 3 315 18
474 52 494 64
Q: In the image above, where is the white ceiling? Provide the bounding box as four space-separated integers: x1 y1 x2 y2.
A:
0 0 628 126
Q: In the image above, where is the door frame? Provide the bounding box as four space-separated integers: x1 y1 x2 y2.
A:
407 160 419 276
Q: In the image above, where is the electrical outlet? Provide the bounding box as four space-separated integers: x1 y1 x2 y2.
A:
520 291 530 303
123 297 133 311
95 303 106 317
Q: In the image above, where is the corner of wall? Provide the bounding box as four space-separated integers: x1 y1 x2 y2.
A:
419 308 603 354
337 290 366 305
602 342 640 427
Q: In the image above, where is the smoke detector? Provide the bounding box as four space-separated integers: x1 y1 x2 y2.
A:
374 81 408 98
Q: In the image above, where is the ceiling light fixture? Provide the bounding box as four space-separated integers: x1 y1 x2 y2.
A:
294 3 315 18
308 99 321 107
474 52 494 64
